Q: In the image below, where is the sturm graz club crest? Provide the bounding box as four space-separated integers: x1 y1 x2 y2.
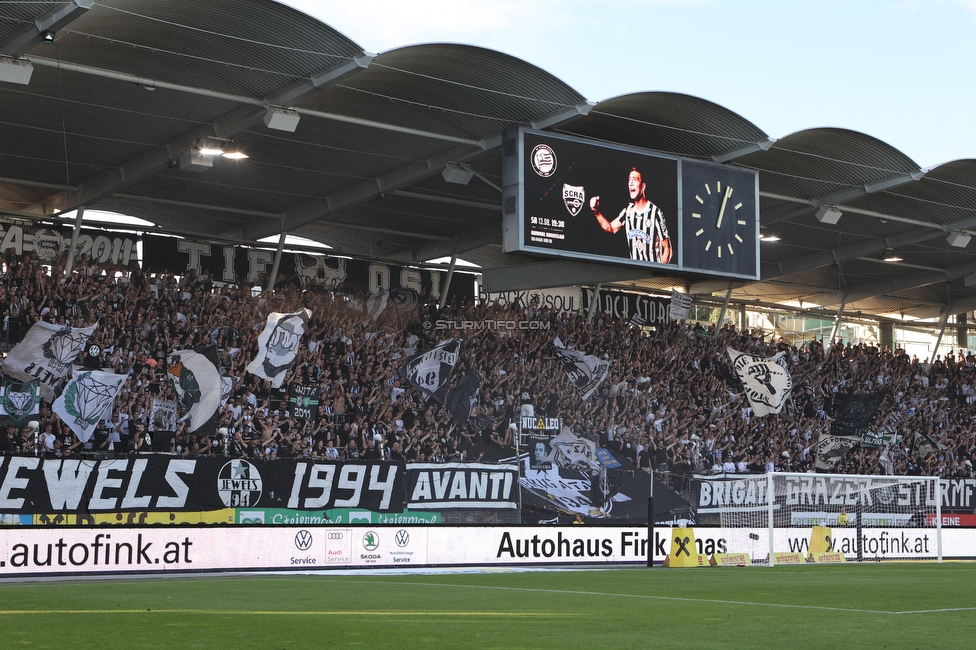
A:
562 184 585 217
42 325 90 374
217 459 263 507
530 143 556 177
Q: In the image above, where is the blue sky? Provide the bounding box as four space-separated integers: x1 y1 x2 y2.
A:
282 0 976 169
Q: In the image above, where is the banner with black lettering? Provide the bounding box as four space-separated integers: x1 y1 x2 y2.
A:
0 380 40 426
831 387 890 438
2 321 98 401
404 463 518 509
669 289 691 321
289 384 319 422
0 457 403 513
726 347 793 416
398 338 462 404
553 337 609 401
246 309 311 388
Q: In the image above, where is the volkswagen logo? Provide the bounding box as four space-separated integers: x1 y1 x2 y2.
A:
395 530 410 548
294 529 313 551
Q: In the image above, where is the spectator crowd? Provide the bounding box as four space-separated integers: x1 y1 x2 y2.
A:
2 249 975 483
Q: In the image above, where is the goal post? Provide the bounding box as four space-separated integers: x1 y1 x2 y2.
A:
695 472 942 565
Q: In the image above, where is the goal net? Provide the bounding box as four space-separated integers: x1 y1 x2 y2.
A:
698 472 942 564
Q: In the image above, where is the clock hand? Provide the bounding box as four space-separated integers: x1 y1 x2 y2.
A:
716 186 732 229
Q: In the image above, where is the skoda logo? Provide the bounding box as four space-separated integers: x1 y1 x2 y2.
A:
395 530 410 548
295 530 313 551
362 530 379 551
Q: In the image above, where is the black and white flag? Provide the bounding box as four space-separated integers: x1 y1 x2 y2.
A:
831 387 889 438
911 431 946 459
727 347 793 416
3 321 98 401
398 338 462 404
446 368 483 428
168 346 222 433
53 370 127 443
815 433 860 471
246 308 311 387
553 337 609 401
149 398 179 432
0 379 40 426
669 290 692 321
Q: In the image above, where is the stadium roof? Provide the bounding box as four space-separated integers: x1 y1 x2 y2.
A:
2 0 976 322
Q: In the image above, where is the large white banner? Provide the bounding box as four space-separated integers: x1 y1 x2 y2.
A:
0 526 966 576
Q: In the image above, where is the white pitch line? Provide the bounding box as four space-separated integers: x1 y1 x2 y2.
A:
325 580 976 616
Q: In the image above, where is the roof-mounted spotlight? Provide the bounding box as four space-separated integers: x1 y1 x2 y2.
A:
263 106 300 132
815 205 843 224
947 230 972 248
759 228 780 242
442 161 475 185
881 248 902 262
197 139 224 156
221 144 248 160
42 31 56 44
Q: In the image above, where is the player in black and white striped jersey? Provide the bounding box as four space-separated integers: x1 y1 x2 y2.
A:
589 167 672 264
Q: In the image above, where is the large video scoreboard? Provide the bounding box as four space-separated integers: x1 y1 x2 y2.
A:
502 128 760 280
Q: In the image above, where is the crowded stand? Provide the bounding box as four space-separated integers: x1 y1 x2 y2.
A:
1 250 974 488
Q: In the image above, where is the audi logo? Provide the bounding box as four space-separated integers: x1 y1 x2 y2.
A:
294 530 313 551
327 532 345 540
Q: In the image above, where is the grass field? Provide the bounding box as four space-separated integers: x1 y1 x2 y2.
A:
1 564 975 649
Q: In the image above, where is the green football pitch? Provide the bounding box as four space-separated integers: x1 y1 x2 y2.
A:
1 564 974 649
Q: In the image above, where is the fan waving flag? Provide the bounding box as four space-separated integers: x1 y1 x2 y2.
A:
246 309 311 387
3 321 98 401
53 370 127 443
446 368 483 427
553 337 609 401
168 346 222 433
0 379 40 427
726 347 793 416
398 338 462 404
831 387 890 438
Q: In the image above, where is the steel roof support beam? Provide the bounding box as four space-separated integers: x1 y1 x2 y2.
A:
712 137 775 163
23 54 374 216
801 259 976 307
0 0 92 55
761 170 926 226
906 296 976 320
240 101 593 241
389 225 498 263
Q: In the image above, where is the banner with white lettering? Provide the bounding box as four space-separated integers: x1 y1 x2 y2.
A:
2 321 98 401
404 463 518 509
289 384 319 422
0 221 139 268
814 433 861 471
553 337 609 401
726 347 793 416
140 234 474 301
246 309 311 388
581 288 670 324
0 457 403 513
149 398 178 433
